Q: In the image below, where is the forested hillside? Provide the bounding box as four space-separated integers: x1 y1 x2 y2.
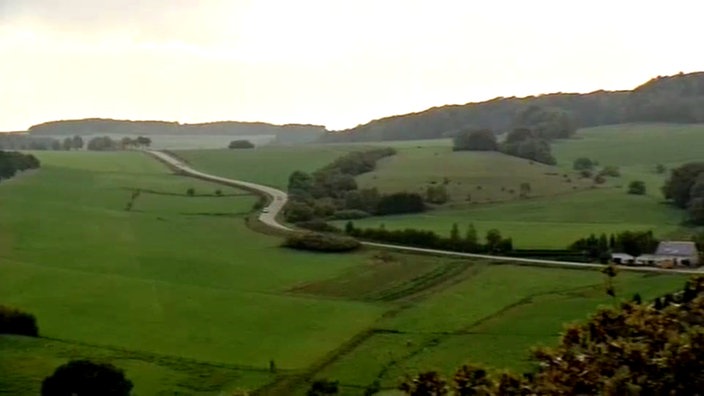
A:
322 71 704 142
27 119 326 144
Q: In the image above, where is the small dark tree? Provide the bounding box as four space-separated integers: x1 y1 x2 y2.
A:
573 157 594 171
186 187 195 196
228 140 255 149
627 180 646 195
307 379 339 396
41 360 133 396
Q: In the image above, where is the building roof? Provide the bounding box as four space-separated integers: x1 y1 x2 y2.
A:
655 241 699 257
611 253 634 259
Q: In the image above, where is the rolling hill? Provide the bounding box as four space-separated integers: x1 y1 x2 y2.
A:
322 71 704 142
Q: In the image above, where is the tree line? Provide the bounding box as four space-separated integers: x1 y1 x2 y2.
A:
0 151 40 181
451 105 571 165
0 134 151 152
321 71 704 143
344 222 514 254
284 148 427 223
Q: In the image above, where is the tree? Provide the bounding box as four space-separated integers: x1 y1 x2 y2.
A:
228 139 255 149
306 379 339 395
62 137 73 151
599 165 621 177
449 223 460 244
426 185 450 204
186 187 195 196
464 224 479 251
452 129 497 151
87 136 118 151
663 162 704 207
0 305 39 336
688 197 704 225
71 135 84 150
512 105 576 140
627 180 646 195
485 229 503 253
41 360 133 396
519 182 531 198
135 136 151 147
573 157 594 171
284 201 315 223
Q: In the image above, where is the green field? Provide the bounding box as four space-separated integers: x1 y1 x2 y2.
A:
357 148 593 204
0 151 388 394
0 143 696 394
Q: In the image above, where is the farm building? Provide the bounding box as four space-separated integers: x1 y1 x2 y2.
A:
613 241 700 267
610 253 634 265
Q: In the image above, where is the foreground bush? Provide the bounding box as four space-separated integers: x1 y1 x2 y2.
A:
0 305 39 337
400 276 704 395
42 359 133 396
283 232 361 252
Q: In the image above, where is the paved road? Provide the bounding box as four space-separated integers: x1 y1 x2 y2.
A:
147 150 704 275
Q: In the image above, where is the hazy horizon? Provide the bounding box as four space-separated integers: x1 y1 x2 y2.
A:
2 0 703 131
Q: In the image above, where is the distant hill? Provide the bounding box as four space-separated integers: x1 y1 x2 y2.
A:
322 71 704 142
27 119 326 144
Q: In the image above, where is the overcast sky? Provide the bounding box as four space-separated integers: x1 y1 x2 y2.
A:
1 0 702 131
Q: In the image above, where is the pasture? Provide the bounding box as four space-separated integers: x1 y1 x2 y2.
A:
177 145 368 189
339 124 703 248
0 141 696 394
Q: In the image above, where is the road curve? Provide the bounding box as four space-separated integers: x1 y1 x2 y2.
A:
147 150 704 276
147 150 291 232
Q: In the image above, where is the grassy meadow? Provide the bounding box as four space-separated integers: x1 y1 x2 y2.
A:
1 128 699 395
335 124 704 248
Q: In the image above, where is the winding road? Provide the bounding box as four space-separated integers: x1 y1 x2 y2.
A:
147 150 704 275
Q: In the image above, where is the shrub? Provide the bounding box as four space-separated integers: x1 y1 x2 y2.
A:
283 232 361 252
0 305 39 337
42 360 133 396
228 140 255 149
599 165 621 177
627 180 646 195
330 209 370 220
186 187 195 196
376 192 425 215
573 157 594 171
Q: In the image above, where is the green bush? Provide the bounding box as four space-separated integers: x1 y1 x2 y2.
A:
42 360 133 396
0 305 39 337
283 232 361 252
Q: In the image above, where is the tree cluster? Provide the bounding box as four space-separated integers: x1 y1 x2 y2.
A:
662 162 704 224
400 276 704 395
284 148 426 223
0 150 40 181
119 136 152 149
452 129 497 151
283 232 361 252
345 222 513 254
570 230 659 260
42 359 133 396
61 135 84 150
86 136 119 151
500 128 556 165
228 139 255 149
0 305 39 337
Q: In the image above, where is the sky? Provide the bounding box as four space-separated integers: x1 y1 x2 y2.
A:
1 0 703 132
